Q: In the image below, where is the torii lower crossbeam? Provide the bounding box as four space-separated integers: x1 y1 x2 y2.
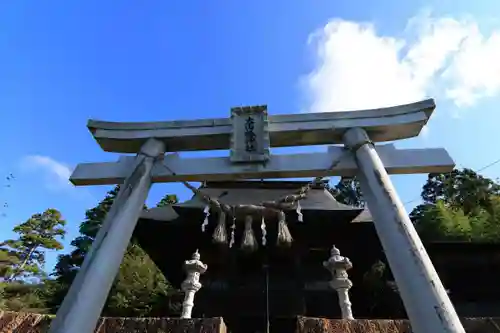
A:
70 145 454 185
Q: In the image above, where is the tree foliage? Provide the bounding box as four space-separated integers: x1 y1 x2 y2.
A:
156 194 179 207
0 208 66 313
413 198 500 242
327 177 365 207
1 209 66 281
47 185 175 316
420 168 500 214
411 168 500 242
361 260 404 318
0 247 19 278
52 185 120 285
0 281 49 313
326 169 500 243
105 243 172 317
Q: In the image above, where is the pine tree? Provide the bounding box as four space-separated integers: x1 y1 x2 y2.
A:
0 247 19 278
1 208 66 281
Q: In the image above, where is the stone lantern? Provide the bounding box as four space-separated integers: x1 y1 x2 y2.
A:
180 250 207 319
323 245 354 320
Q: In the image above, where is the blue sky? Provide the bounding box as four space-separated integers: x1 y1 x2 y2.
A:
1 0 500 273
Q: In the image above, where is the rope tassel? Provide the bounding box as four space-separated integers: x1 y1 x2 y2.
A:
296 200 304 222
277 211 293 247
261 216 267 246
201 205 210 232
241 215 258 253
212 211 228 245
229 216 236 248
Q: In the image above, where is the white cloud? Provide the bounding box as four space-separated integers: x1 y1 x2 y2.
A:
302 11 500 113
21 155 74 191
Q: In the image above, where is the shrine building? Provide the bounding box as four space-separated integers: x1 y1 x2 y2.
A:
134 180 500 333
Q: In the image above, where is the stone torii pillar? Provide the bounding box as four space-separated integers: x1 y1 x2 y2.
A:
180 250 207 319
48 138 166 333
343 128 465 333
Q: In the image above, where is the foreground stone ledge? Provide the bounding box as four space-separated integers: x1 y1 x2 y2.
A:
296 316 500 333
0 311 53 333
0 311 226 333
2 311 500 333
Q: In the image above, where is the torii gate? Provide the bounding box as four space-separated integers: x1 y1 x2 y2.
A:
49 99 466 333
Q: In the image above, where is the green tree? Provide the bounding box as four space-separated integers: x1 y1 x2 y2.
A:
53 185 120 284
414 201 474 241
327 177 365 207
420 168 500 214
1 209 66 281
49 186 176 316
0 247 19 278
156 194 179 207
414 199 500 242
411 168 500 242
0 281 49 313
47 185 121 310
102 192 177 316
104 243 172 317
361 260 404 318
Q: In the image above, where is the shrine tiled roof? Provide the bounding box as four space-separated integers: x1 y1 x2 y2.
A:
351 208 373 223
173 180 363 212
139 180 374 223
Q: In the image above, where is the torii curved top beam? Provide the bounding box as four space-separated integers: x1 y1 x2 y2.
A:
88 99 435 153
